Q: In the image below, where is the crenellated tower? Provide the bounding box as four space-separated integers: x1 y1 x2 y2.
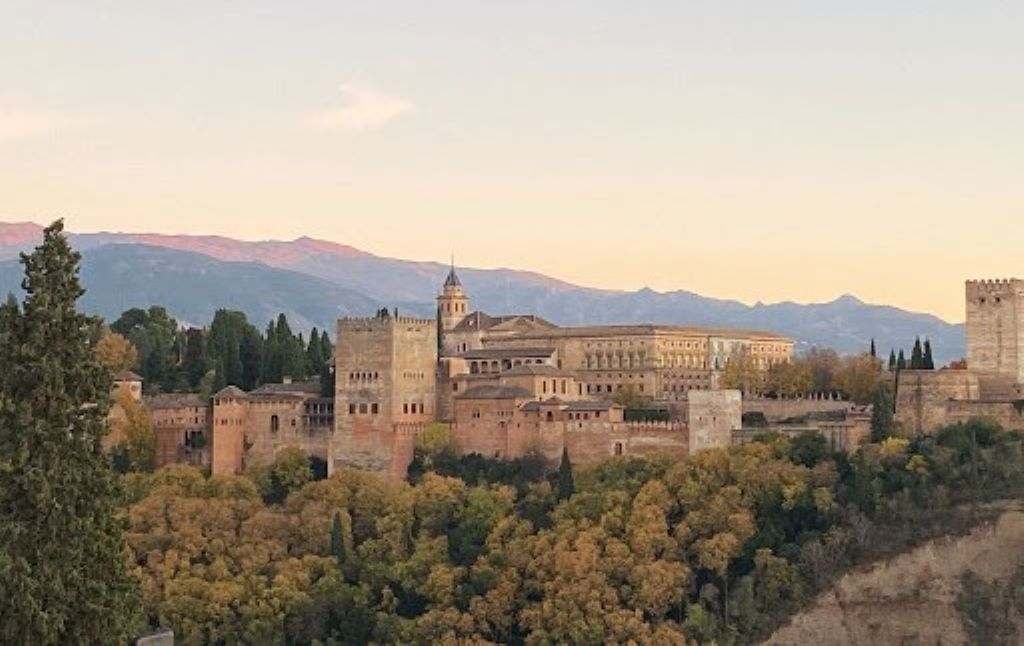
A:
965 278 1024 385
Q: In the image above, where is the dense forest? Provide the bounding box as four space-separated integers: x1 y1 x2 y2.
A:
95 305 334 395
121 417 1024 644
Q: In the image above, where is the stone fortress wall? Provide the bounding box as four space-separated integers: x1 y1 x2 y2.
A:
896 279 1024 435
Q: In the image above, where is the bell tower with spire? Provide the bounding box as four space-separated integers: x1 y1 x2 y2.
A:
437 260 470 335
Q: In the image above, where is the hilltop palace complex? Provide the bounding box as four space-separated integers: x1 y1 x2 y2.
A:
109 271 1024 481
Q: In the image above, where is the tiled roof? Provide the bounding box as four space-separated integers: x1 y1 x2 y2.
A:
487 324 791 342
565 400 619 411
501 364 572 377
458 385 534 400
250 380 321 396
451 311 556 333
457 347 556 360
213 385 248 400
520 399 618 412
145 393 208 410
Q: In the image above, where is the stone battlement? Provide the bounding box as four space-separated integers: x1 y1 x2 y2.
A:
966 279 1023 294
624 421 687 433
339 315 436 326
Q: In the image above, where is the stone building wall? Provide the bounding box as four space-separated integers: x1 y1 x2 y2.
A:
481 327 791 403
332 315 437 480
687 389 743 452
148 397 209 468
743 397 855 422
241 395 331 468
895 369 981 436
211 392 247 476
966 279 1024 384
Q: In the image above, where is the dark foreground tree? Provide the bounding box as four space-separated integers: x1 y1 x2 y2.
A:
0 221 139 642
556 448 575 500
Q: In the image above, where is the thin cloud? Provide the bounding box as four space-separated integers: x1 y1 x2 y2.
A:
0 104 84 142
304 83 413 133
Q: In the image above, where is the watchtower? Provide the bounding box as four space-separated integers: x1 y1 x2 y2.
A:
965 279 1024 384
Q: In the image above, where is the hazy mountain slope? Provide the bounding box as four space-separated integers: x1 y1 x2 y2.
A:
0 244 380 331
0 223 965 361
0 222 369 263
767 503 1024 645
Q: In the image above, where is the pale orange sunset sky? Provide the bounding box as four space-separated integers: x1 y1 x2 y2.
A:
3 2 1023 323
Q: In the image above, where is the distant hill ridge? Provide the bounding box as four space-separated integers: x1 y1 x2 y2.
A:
0 222 965 362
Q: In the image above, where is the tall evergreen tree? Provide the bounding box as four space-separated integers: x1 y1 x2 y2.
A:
0 221 139 642
888 349 897 372
239 326 262 390
911 337 923 369
436 306 444 355
319 330 332 367
330 511 344 564
307 328 324 373
923 339 935 370
897 349 907 371
870 386 895 442
869 338 876 358
180 327 209 389
556 448 575 501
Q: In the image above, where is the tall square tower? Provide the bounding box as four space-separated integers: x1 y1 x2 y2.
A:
965 279 1024 384
332 313 437 478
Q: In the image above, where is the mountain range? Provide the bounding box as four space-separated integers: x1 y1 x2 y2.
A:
0 222 965 363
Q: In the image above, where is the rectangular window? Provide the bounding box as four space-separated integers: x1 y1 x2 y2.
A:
371 403 379 415
348 404 356 415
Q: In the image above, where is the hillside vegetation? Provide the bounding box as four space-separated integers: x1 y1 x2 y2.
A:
121 418 1024 644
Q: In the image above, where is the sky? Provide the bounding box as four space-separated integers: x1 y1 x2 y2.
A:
2 2 1022 323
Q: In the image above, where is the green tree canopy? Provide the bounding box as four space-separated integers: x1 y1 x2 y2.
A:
0 221 139 642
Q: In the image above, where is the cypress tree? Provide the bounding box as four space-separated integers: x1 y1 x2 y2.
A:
436 305 444 355
870 338 876 358
888 349 897 372
319 330 332 366
307 328 324 373
330 511 344 564
0 221 139 642
923 339 934 370
556 448 575 501
911 337 923 369
870 386 895 442
897 350 907 371
213 356 228 393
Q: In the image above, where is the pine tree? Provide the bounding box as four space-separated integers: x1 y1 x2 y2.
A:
556 448 575 501
897 349 907 370
870 339 876 358
911 337 923 369
888 349 897 372
870 386 895 442
0 221 139 642
923 339 935 370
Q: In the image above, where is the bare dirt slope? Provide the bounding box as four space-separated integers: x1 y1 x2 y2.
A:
766 503 1024 645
